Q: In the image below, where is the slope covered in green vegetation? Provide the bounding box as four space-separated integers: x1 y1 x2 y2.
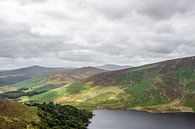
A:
0 67 106 103
0 99 40 129
0 99 93 129
86 56 195 112
1 56 195 112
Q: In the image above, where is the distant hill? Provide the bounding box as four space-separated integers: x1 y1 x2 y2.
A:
0 67 107 99
33 66 107 89
27 66 106 87
0 65 66 85
51 67 107 82
97 64 131 71
0 65 66 77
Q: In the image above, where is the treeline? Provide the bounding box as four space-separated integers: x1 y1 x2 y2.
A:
29 102 93 129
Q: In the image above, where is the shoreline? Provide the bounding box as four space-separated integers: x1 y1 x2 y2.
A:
90 108 195 114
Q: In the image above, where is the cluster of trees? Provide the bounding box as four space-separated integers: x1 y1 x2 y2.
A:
30 102 93 129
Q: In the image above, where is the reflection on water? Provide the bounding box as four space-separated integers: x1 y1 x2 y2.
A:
88 110 195 129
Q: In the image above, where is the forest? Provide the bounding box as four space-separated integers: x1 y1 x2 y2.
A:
30 102 93 129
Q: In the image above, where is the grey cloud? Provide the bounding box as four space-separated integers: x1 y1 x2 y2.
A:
0 37 65 58
146 42 180 54
93 36 133 56
0 21 66 58
17 0 48 5
88 0 195 20
0 0 195 69
154 23 176 34
57 50 111 63
85 0 134 19
137 0 195 20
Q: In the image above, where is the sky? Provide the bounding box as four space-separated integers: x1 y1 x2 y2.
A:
0 0 195 69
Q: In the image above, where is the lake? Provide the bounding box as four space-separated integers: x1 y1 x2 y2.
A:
88 110 195 129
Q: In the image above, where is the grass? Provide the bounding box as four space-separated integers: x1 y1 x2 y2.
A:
14 76 45 89
0 86 17 94
125 80 154 95
128 64 158 72
0 99 40 129
27 82 124 109
117 71 143 84
30 84 69 102
29 82 89 102
65 82 88 94
128 92 169 107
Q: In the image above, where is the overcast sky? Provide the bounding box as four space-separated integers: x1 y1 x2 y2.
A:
0 0 195 69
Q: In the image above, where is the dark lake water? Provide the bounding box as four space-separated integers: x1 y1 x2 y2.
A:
88 110 195 129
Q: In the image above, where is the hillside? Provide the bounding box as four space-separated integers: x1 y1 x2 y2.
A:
85 56 195 111
16 66 106 90
1 57 195 112
0 99 40 129
0 65 66 85
90 56 195 86
0 99 92 129
0 65 66 76
30 56 195 112
0 67 106 101
49 67 107 84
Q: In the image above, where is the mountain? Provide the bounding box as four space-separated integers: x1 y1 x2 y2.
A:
0 65 66 85
0 67 107 100
97 64 131 71
29 66 106 90
52 66 107 82
22 66 106 87
85 56 195 111
1 56 195 113
89 56 195 86
0 65 66 77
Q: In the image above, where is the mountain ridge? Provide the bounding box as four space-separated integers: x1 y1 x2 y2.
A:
88 56 195 86
0 65 67 85
0 65 66 76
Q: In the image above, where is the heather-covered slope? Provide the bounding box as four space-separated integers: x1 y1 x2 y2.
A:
85 56 195 111
0 65 66 85
1 57 195 112
15 67 106 91
0 65 65 77
19 56 195 112
0 99 40 129
0 67 106 102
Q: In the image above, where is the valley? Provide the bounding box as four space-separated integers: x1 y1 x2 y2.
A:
0 56 195 112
